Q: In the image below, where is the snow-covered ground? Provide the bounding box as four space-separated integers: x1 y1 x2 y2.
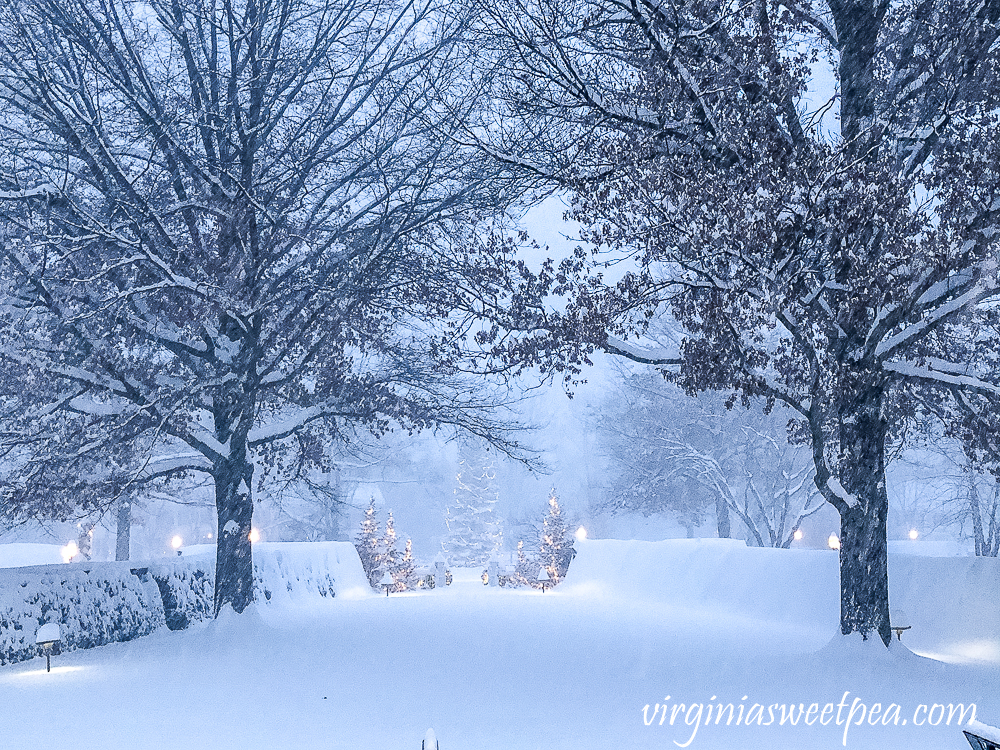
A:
1 539 996 750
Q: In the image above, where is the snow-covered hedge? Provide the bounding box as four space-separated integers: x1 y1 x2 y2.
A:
0 542 370 666
0 562 165 666
143 557 215 631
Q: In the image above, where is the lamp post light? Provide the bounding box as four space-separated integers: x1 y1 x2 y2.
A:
909 528 919 540
379 570 395 596
433 553 448 589
828 534 841 551
889 609 911 641
35 623 61 673
487 553 500 587
60 540 79 564
793 529 804 542
171 535 183 556
537 566 551 592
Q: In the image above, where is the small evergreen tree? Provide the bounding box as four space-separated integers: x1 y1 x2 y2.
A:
512 539 539 588
539 489 575 584
382 510 400 574
392 538 419 592
354 499 382 587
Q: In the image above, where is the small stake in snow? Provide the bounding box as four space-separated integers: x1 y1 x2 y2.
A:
889 609 911 641
35 623 61 673
422 728 439 750
379 570 395 596
537 566 551 592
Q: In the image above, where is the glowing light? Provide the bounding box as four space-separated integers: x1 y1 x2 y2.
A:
9 665 85 679
171 535 183 550
206 532 213 539
828 534 841 550
575 526 588 541
908 528 919 540
248 528 261 543
60 540 79 564
793 529 804 541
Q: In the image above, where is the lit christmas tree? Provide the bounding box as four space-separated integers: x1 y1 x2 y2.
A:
382 510 399 574
512 539 539 588
441 443 504 567
392 538 419 592
354 499 382 587
539 489 574 584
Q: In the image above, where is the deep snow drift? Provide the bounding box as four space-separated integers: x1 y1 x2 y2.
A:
0 539 996 750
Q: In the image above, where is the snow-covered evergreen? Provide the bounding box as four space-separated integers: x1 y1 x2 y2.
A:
539 490 574 584
441 444 504 567
392 539 419 592
354 500 382 587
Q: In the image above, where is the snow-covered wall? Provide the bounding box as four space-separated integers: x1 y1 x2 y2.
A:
561 538 1000 657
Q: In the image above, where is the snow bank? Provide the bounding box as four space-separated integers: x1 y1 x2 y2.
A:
562 538 1000 657
252 542 372 602
561 538 839 629
888 554 1000 661
0 561 165 666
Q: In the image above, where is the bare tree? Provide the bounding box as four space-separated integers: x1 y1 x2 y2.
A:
597 373 823 547
0 0 530 614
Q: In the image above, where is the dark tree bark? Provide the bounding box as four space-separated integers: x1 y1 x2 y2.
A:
115 500 131 562
214 457 255 614
836 375 891 642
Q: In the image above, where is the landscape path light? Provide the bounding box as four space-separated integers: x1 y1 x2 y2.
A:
35 623 61 673
60 540 78 564
422 728 439 750
380 570 395 596
909 528 919 540
828 534 841 550
537 566 551 592
889 609 911 641
171 535 183 555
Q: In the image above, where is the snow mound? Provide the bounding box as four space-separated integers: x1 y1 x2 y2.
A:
562 538 1000 661
561 538 838 628
252 542 373 602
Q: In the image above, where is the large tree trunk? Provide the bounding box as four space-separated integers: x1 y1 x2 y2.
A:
837 378 891 645
214 454 255 615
